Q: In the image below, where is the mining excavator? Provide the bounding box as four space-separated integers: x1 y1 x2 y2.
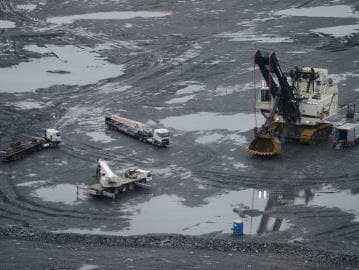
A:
247 50 338 156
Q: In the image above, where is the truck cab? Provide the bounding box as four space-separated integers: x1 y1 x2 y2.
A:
125 168 152 183
153 129 170 146
45 129 62 144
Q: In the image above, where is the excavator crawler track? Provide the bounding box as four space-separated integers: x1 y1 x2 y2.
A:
299 123 332 145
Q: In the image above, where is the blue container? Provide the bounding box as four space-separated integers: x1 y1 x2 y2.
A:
232 219 243 236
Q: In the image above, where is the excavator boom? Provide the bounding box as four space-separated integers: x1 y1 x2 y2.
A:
247 50 301 157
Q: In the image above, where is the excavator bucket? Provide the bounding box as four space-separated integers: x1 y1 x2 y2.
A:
247 135 281 157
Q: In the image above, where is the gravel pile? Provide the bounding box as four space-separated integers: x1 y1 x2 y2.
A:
1 226 358 267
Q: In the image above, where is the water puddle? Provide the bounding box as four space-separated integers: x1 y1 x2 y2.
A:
165 94 196 104
25 173 37 177
195 132 247 146
53 184 359 236
57 189 283 235
98 83 132 94
0 20 15 29
172 43 201 64
175 82 205 95
330 72 359 85
57 105 104 129
32 184 87 205
195 133 224 144
17 180 47 187
77 265 100 270
311 24 359 37
86 131 115 143
295 185 359 222
0 45 124 93
47 11 172 25
16 4 37 11
218 31 292 43
160 112 264 132
275 5 359 18
290 50 311 54
232 162 248 169
214 83 253 96
7 100 46 110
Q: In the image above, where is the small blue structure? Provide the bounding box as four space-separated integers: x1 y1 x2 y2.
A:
232 219 243 236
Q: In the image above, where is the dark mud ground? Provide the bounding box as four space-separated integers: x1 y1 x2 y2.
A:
1 0 359 269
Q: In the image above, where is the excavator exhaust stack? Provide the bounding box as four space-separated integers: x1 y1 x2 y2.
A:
247 134 281 157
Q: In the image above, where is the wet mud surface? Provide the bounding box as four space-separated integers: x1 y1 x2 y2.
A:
1 0 359 268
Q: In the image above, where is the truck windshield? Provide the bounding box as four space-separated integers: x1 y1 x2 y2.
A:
158 132 169 138
143 129 153 136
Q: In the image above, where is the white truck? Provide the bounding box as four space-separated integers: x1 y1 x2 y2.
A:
105 114 170 147
332 122 359 149
1 129 61 161
88 159 152 199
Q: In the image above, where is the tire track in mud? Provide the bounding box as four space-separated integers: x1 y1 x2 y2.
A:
3 0 359 244
0 199 32 227
312 222 359 238
0 166 124 222
0 214 29 227
172 132 359 190
155 129 359 191
61 139 150 166
0 0 31 22
0 0 165 79
0 186 116 221
191 167 359 190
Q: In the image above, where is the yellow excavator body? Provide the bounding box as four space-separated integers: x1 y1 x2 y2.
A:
299 123 332 144
247 135 281 157
247 123 332 157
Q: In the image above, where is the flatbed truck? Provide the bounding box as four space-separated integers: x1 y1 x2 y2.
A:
1 129 61 161
88 159 152 199
105 114 170 147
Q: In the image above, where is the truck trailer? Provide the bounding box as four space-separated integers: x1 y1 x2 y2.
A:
1 129 61 161
105 114 170 147
332 122 359 149
88 159 152 199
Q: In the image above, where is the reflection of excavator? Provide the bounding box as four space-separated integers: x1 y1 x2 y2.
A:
256 189 314 235
247 50 338 156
